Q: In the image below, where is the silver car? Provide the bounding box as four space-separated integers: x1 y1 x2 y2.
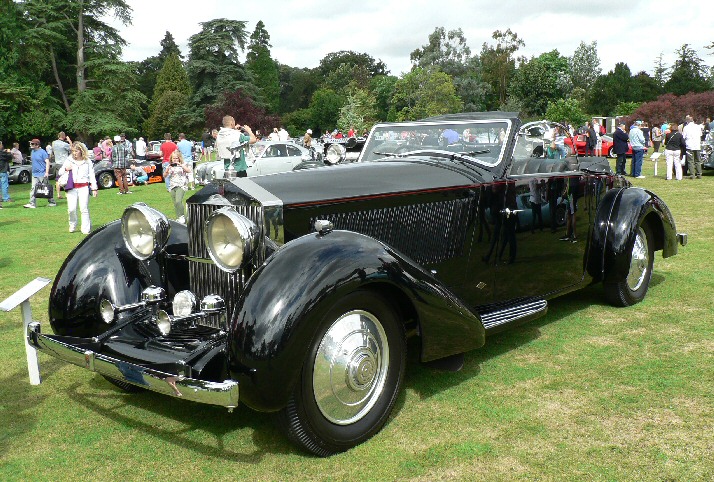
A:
195 141 313 185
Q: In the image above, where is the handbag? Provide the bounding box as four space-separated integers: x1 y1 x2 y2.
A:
33 179 53 198
58 168 74 190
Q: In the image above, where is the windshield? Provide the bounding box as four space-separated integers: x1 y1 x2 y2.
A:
360 119 512 166
251 143 268 158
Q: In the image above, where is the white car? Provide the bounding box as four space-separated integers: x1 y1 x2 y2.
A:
195 141 313 184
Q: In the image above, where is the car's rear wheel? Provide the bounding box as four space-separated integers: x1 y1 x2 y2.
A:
98 172 114 189
277 290 405 456
604 224 654 306
18 170 31 184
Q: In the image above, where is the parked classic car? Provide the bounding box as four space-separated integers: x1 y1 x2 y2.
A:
564 133 633 158
93 159 165 189
8 157 60 184
24 113 686 456
194 140 314 185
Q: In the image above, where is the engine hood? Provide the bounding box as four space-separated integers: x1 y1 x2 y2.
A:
249 159 489 207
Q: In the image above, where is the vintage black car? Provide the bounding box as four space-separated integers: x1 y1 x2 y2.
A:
26 113 686 456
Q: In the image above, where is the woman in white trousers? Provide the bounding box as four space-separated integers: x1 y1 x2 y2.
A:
664 125 684 181
62 143 98 233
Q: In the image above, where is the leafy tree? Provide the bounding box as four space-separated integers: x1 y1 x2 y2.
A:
545 98 588 127
246 21 280 113
653 52 668 88
318 51 388 78
323 63 372 92
391 68 462 121
281 108 312 137
204 89 280 135
309 88 344 134
631 71 662 102
480 29 525 109
664 44 709 95
632 91 714 126
411 27 490 112
569 41 601 92
338 88 377 133
370 75 398 121
16 0 140 142
136 31 183 100
614 101 640 117
510 50 570 117
144 53 192 139
278 64 319 114
587 63 636 116
186 18 255 109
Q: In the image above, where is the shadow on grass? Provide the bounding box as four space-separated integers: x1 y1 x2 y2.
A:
61 375 297 460
0 357 65 460
401 277 660 401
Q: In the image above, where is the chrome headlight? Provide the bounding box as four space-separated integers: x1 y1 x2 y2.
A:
121 203 171 260
205 207 259 272
325 143 346 164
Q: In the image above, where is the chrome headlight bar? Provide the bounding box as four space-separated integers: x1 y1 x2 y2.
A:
156 294 226 335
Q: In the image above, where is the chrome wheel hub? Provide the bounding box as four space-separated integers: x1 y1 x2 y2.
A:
627 227 649 291
313 310 389 425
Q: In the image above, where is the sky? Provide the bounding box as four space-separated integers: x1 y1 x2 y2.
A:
107 0 712 78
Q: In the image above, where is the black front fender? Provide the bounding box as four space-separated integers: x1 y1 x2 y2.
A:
49 220 189 337
228 230 485 412
588 186 678 284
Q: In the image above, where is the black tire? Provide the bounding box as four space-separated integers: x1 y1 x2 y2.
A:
554 204 567 227
102 375 145 393
277 290 406 456
604 223 654 306
18 170 31 184
98 172 114 189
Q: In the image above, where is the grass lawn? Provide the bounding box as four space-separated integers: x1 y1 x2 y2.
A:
0 155 712 481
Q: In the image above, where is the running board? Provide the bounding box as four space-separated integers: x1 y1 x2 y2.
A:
478 298 548 333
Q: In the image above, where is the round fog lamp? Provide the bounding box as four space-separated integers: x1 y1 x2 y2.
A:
173 290 197 317
99 299 115 324
156 310 172 336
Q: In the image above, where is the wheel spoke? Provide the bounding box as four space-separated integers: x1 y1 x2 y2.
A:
627 227 649 291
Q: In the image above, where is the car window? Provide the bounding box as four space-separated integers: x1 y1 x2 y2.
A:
286 145 301 157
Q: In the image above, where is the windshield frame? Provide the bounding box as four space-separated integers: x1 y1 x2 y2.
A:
359 118 514 168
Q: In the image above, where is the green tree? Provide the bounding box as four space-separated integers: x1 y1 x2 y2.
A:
480 29 525 108
186 18 254 109
569 41 601 92
338 88 377 133
144 54 191 139
278 64 319 114
510 50 570 117
318 51 388 78
16 0 140 141
246 21 280 113
664 44 709 95
370 75 398 121
411 27 490 112
587 63 636 116
653 52 668 88
545 98 588 127
309 87 344 133
136 31 183 100
391 68 463 121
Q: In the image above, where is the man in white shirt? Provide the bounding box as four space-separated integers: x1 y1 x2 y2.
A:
135 137 147 160
682 115 703 179
278 127 289 142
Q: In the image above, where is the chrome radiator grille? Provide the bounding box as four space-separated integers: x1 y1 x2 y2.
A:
186 201 265 328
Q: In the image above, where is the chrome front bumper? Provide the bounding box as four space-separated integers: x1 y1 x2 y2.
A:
27 322 239 409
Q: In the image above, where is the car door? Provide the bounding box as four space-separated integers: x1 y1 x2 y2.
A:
255 144 293 176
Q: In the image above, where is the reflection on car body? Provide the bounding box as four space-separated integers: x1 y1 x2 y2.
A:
17 113 686 457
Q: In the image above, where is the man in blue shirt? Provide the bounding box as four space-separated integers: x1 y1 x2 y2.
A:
24 138 56 208
629 121 646 178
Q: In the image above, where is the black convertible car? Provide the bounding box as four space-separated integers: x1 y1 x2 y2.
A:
25 113 686 455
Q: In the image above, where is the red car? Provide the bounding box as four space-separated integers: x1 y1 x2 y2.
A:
564 134 632 158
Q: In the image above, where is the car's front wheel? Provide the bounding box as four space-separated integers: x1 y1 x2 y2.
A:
604 224 654 306
277 291 406 456
18 170 31 184
98 172 114 189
